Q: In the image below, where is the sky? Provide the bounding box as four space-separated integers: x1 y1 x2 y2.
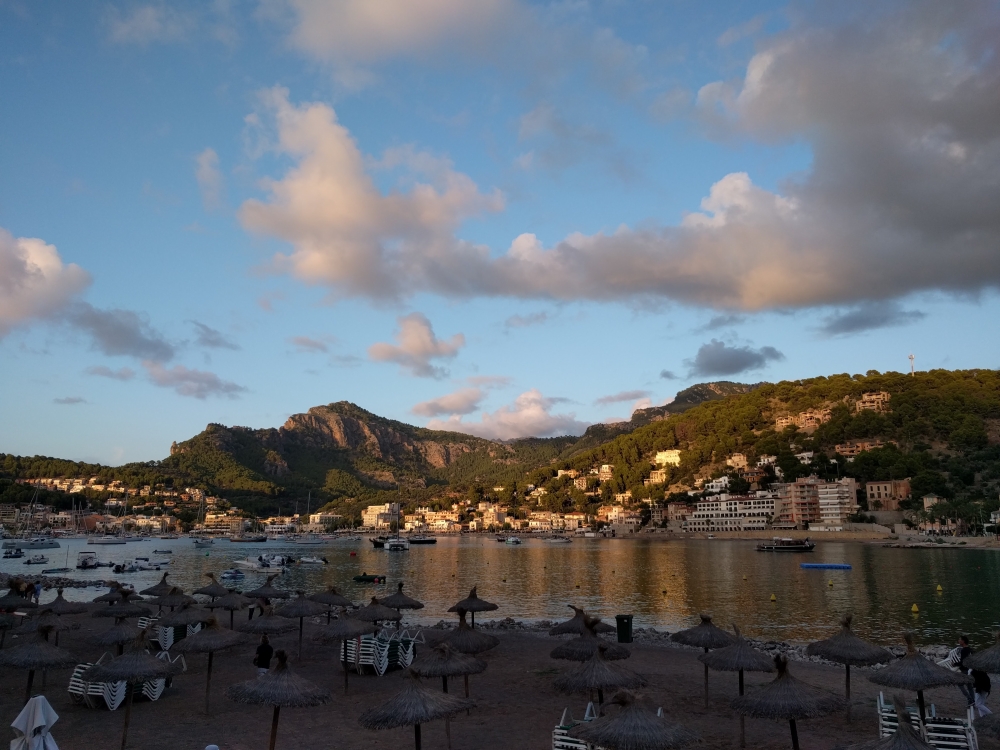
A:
2 0 999 465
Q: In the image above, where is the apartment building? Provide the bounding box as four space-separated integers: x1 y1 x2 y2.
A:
598 464 615 481
654 450 682 467
834 439 886 457
855 391 892 413
361 503 400 529
774 476 860 529
816 478 860 529
683 494 776 532
644 470 668 486
866 478 911 511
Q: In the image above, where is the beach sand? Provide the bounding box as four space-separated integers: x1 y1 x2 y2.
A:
0 611 980 749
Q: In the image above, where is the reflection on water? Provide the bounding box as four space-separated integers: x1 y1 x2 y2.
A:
6 537 1000 645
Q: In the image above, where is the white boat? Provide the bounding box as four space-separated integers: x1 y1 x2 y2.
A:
293 534 324 545
23 554 49 565
297 556 328 565
2 537 61 550
385 538 410 551
112 561 140 573
76 551 101 569
231 554 292 570
88 536 126 545
546 536 572 544
220 568 245 580
505 536 522 545
193 538 215 548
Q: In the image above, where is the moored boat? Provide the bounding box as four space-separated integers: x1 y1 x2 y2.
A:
23 554 48 565
352 573 386 583
505 536 522 545
408 534 437 544
756 537 815 552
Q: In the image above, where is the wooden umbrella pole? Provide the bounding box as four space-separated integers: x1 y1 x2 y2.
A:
845 664 852 722
789 719 799 750
298 618 304 660
414 722 422 750
739 670 746 749
120 683 134 750
205 651 214 715
442 675 448 693
269 705 281 750
472 611 475 629
24 670 35 705
229 610 235 629
917 690 927 723
464 674 471 716
342 640 349 694
703 647 710 707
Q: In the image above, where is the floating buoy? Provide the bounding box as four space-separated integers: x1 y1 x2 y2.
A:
911 604 919 613
742 575 747 581
770 594 777 602
503 578 507 583
662 590 667 595
936 585 943 592
828 580 833 587
350 551 356 557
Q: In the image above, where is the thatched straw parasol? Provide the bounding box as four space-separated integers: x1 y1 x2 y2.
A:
16 611 77 637
157 603 213 628
569 691 700 750
409 643 486 747
44 588 88 616
308 586 354 624
966 632 1000 673
445 609 499 663
353 597 403 624
92 585 129 605
275 591 327 659
205 590 251 629
0 625 76 704
554 644 646 710
359 672 475 750
732 655 845 750
174 616 244 715
0 613 16 648
95 621 143 653
313 617 379 693
149 586 195 611
192 573 230 600
843 694 933 750
447 586 497 629
551 615 629 662
236 606 297 636
139 572 173 598
806 614 892 704
381 583 425 620
867 633 971 722
0 588 37 611
227 649 331 750
699 625 774 747
244 574 290 603
671 613 735 707
91 591 151 621
83 637 183 750
550 605 616 636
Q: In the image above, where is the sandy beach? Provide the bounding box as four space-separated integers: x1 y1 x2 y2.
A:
0 607 984 750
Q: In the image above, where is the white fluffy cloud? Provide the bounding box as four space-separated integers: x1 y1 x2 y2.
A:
368 312 464 378
412 387 485 417
244 6 1000 312
428 389 588 440
0 228 91 337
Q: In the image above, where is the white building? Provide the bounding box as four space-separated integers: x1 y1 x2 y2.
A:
683 494 776 532
814 477 860 530
703 476 730 494
361 503 400 530
726 453 748 470
654 450 682 467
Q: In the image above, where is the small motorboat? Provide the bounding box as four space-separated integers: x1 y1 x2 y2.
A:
546 536 572 544
76 552 100 569
42 567 71 574
385 538 410 552
298 556 328 565
3 549 24 559
408 535 437 545
88 536 126 545
370 536 389 549
756 537 816 552
505 536 522 545
220 568 245 580
152 549 173 555
192 538 215 548
352 573 386 583
23 554 49 565
112 561 140 574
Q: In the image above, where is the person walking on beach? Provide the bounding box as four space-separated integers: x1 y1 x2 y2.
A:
32 581 41 604
953 635 992 715
254 634 273 676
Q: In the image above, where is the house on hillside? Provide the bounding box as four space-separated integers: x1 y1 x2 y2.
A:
654 450 682 467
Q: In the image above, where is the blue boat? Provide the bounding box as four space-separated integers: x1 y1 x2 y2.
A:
800 563 852 570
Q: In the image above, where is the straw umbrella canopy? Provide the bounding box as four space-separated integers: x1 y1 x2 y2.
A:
16 611 77 637
806 614 892 702
551 615 629 662
844 694 933 750
95 621 143 653
227 649 331 750
966 632 1000 673
83 637 183 750
313 617 379 694
205 590 251 629
699 625 774 747
447 586 497 629
275 591 327 659
173 616 245 715
353 596 403 624
91 591 151 621
569 691 700 750
92 585 129 605
867 633 972 722
149 586 195 611
157 603 213 628
411 642 487 693
554 644 646 710
236 606 297 636
550 605 616 636
445 609 499 658
43 588 88 616
670 613 735 707
0 625 76 704
192 573 230 601
732 655 845 750
0 613 16 648
359 672 474 750
139 573 173 598
244 574 290 602
0 588 36 611
381 583 425 621
308 586 354 624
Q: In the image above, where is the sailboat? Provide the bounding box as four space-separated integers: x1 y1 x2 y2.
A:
374 492 409 551
2 488 61 549
294 492 323 544
42 546 73 574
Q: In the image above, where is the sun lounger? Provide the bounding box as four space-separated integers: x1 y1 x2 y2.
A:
552 705 601 750
877 692 977 750
342 633 415 676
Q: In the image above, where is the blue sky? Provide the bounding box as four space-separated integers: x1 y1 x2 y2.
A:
2 1 998 464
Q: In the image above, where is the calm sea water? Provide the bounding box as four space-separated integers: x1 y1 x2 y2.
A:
6 537 1000 646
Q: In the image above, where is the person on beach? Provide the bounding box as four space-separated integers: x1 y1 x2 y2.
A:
953 635 992 715
254 634 273 676
32 581 41 604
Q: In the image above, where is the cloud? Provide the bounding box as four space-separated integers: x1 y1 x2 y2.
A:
594 390 651 406
239 88 504 300
819 301 926 336
659 370 678 380
688 339 784 377
66 303 174 362
195 148 225 211
368 312 464 378
85 365 136 381
466 375 512 388
717 15 767 47
427 389 588 440
699 314 745 331
504 312 548 329
516 103 632 177
192 321 239 350
289 335 331 353
107 5 194 44
244 6 1000 314
53 396 86 405
143 361 246 399
0 228 91 337
412 387 485 417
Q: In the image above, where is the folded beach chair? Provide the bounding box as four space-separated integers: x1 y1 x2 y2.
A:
878 691 931 736
923 710 978 750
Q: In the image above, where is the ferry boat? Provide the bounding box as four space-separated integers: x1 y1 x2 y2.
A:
88 535 126 545
2 537 61 550
756 537 816 552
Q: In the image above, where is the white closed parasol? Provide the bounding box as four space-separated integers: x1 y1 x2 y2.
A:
10 695 59 750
